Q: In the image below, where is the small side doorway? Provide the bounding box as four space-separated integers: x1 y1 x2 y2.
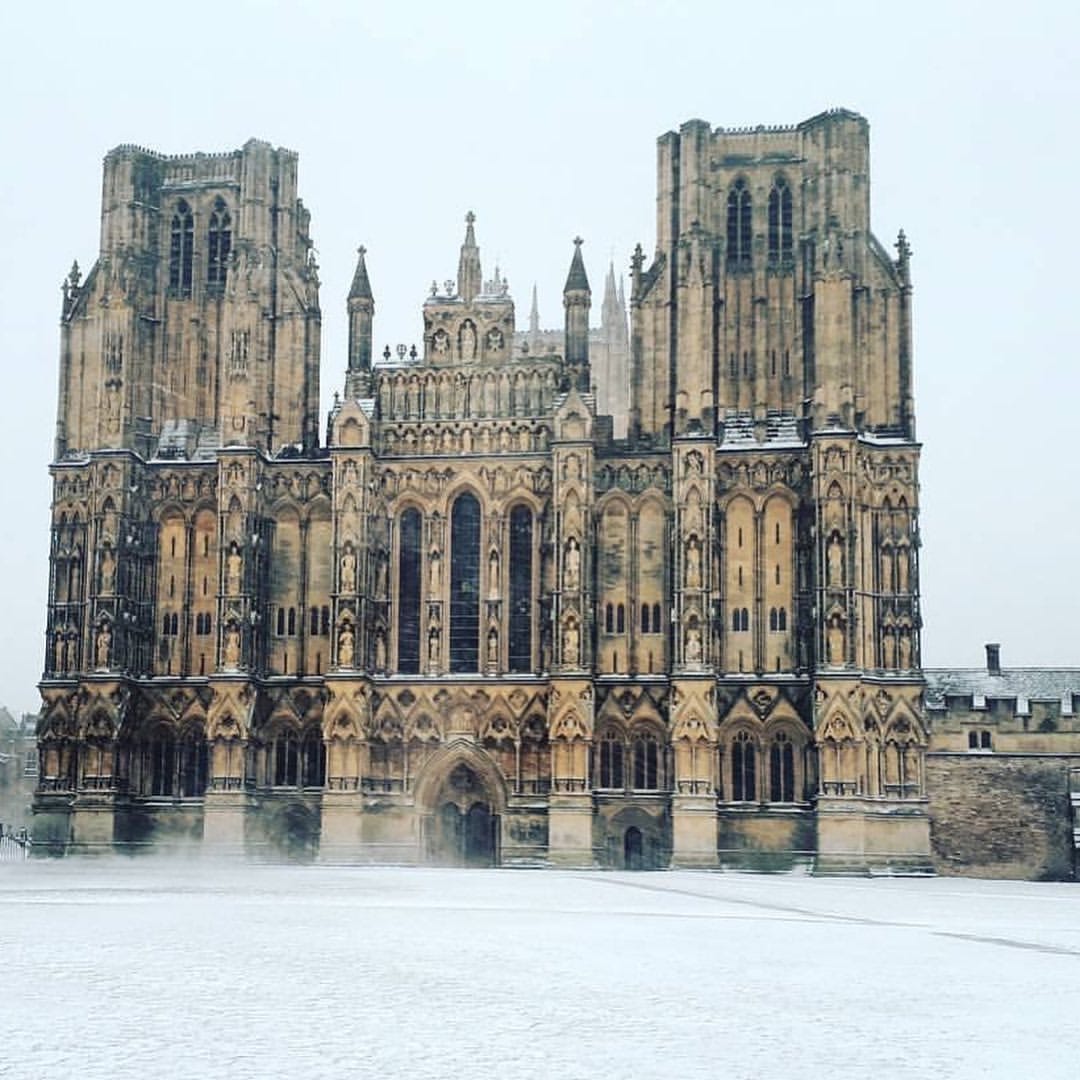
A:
624 826 644 870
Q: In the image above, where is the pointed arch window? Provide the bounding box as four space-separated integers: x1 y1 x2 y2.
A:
768 177 793 266
149 729 177 796
449 493 481 672
207 198 231 288
641 604 650 634
508 505 533 672
769 731 796 802
273 730 300 786
732 731 756 801
179 729 208 797
169 200 194 297
598 729 625 790
398 508 422 674
632 732 660 791
726 179 753 271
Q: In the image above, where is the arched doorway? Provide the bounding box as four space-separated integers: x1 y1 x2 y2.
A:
624 826 644 870
425 761 499 867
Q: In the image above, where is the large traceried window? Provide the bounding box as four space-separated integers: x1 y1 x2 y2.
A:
769 731 796 802
726 179 752 271
169 200 194 297
397 509 422 673
767 176 793 266
508 505 533 672
207 197 231 288
732 731 756 801
450 493 481 673
598 730 625 790
632 732 660 791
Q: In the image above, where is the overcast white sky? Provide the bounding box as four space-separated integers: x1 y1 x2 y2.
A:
1 0 1077 715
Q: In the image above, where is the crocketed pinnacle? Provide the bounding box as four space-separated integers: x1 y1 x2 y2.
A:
348 246 372 301
564 236 590 294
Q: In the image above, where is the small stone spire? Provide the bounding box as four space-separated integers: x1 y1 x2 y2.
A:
346 246 375 399
457 211 482 304
601 261 620 328
529 283 540 334
563 237 591 391
564 236 590 294
348 245 372 301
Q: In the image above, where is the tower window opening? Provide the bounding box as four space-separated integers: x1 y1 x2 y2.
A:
768 177 793 266
169 200 194 297
207 198 231 288
726 179 752 271
398 508 423 673
617 604 626 634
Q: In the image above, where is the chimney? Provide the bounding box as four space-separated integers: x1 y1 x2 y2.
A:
985 643 1002 676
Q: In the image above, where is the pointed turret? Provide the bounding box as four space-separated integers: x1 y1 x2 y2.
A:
601 262 620 328
563 237 591 392
346 246 374 399
529 283 540 335
457 211 482 304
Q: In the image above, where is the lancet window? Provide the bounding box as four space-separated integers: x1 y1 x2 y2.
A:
398 508 423 673
767 176 793 266
726 179 753 270
449 493 481 673
207 198 231 288
508 505 533 672
169 200 194 297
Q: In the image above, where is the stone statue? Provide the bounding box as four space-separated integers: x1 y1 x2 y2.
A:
827 534 844 587
461 321 477 360
563 621 580 666
224 624 241 668
488 550 500 598
339 623 355 668
827 619 845 664
225 543 243 595
487 627 498 666
94 623 111 668
897 549 910 594
564 537 581 590
99 547 116 594
375 629 387 670
340 548 357 593
428 625 440 667
685 625 702 664
429 551 441 594
898 630 912 670
685 537 702 589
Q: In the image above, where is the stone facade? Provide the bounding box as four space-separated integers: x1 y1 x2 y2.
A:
924 646 1080 879
36 110 935 871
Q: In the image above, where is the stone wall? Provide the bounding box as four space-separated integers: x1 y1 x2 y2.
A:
926 753 1078 880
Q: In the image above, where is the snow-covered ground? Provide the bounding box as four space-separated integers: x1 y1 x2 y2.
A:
1 864 1077 1080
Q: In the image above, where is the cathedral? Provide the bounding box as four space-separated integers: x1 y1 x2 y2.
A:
35 109 934 871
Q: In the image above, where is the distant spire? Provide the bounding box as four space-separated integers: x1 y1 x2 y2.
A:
564 236 590 294
604 262 618 305
529 283 540 334
348 246 372 301
617 275 626 310
458 211 482 304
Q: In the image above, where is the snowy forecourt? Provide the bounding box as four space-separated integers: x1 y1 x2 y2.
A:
2 865 1078 1079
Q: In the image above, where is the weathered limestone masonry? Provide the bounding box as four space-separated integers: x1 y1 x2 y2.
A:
925 648 1080 880
36 110 936 872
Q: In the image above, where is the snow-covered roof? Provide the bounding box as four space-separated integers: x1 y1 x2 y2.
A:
923 668 1080 711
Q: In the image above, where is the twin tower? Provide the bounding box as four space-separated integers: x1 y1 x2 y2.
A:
38 111 927 872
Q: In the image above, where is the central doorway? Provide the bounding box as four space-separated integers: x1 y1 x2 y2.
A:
426 761 499 867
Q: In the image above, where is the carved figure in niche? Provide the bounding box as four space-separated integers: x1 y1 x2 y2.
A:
428 625 440 667
898 630 912 670
563 537 581 590
340 547 357 593
99 546 116 594
883 629 897 669
685 625 703 664
225 542 243 594
563 620 580 666
488 549 500 598
880 547 894 593
685 536 702 589
224 624 241 667
827 534 844 587
487 627 499 666
429 550 442 594
375 555 388 597
374 628 387 670
94 623 111 668
486 327 504 352
54 634 66 673
897 548 910 594
338 623 355 668
827 617 845 664
461 321 477 361
432 328 449 356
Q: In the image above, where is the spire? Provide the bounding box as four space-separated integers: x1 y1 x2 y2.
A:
457 211 482 304
603 262 618 305
564 236 590 294
617 275 626 310
529 283 540 334
348 246 372 301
